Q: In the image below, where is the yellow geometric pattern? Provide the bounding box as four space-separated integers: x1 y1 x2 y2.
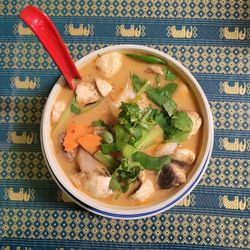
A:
1 208 249 248
0 42 249 75
0 0 248 20
0 151 51 181
0 96 46 124
200 157 250 189
210 101 250 131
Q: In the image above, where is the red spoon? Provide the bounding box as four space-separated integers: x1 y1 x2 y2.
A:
19 5 81 90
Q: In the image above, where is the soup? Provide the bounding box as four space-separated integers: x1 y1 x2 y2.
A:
50 51 202 207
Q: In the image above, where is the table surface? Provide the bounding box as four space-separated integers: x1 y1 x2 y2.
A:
0 1 250 249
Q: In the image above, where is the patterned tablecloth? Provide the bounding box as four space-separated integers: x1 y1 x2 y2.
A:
0 1 250 249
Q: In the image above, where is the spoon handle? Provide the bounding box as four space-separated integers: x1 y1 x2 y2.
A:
19 5 81 90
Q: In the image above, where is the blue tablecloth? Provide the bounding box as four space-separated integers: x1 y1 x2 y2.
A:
0 1 250 249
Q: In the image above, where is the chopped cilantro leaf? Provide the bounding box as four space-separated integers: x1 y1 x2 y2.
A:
172 111 193 132
162 97 177 116
131 74 147 93
167 129 190 143
165 70 176 80
70 101 81 115
91 119 106 127
100 143 117 154
146 83 177 107
155 75 161 86
131 152 171 172
109 159 143 193
115 124 129 151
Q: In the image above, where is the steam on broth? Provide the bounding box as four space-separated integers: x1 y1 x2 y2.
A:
50 51 202 207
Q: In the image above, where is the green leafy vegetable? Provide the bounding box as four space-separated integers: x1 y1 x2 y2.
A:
126 53 166 65
153 107 193 143
122 144 137 158
116 103 162 154
93 150 118 172
90 82 193 194
167 129 190 143
131 74 147 93
91 119 106 127
134 125 163 150
118 102 142 129
115 124 129 151
109 159 143 193
70 100 81 115
172 111 193 132
100 143 117 154
102 131 114 143
131 152 171 172
165 69 176 80
162 96 177 116
155 75 161 86
146 83 177 107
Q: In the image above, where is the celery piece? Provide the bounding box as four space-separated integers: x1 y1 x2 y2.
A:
53 102 72 136
135 125 163 150
94 150 118 173
122 144 137 158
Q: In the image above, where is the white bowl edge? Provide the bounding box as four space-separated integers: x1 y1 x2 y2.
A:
40 44 214 219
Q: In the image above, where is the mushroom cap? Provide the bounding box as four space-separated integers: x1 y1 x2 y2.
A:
157 164 176 189
157 163 186 189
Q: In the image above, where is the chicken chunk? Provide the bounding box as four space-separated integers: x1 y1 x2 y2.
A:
172 148 195 165
187 111 202 137
145 65 164 75
95 77 113 97
51 101 66 124
96 52 122 77
138 170 146 183
85 173 113 198
155 142 177 157
130 179 154 202
171 164 186 185
75 82 99 106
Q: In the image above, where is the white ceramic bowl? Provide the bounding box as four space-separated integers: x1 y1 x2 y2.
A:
41 44 214 219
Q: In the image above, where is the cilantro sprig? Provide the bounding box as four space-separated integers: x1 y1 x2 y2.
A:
146 84 193 143
91 75 193 194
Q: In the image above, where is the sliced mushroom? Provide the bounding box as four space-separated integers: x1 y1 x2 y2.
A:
85 173 114 198
65 147 78 162
75 82 99 106
187 111 202 137
157 163 186 189
51 101 66 124
95 77 113 97
154 142 177 157
130 179 154 202
145 65 164 75
96 52 122 77
172 148 195 165
77 148 101 174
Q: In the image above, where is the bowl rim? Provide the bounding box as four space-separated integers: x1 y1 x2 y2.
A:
41 44 214 219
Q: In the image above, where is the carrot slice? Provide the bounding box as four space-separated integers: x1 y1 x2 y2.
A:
63 123 93 152
77 134 102 154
